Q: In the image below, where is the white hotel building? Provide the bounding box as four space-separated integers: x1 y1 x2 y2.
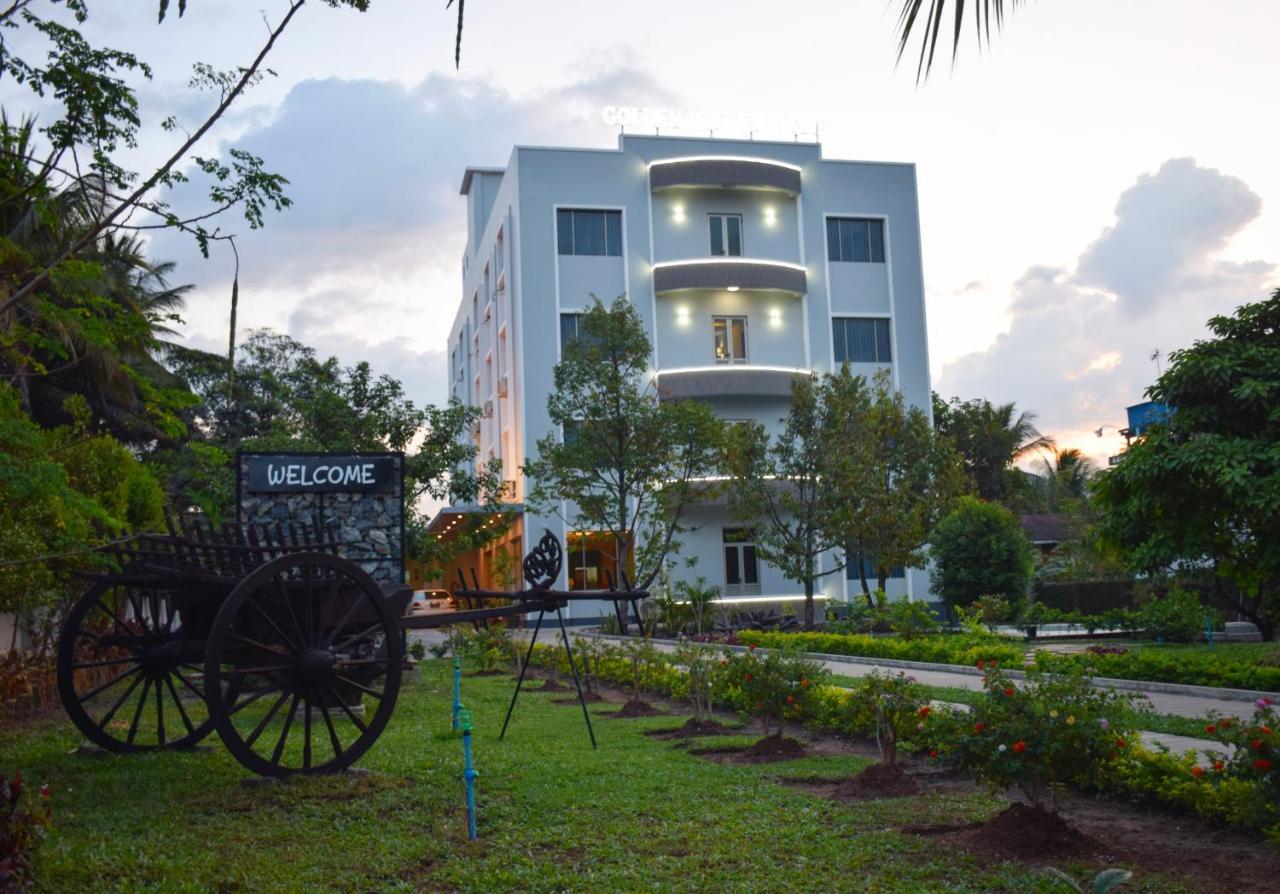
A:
430 134 933 619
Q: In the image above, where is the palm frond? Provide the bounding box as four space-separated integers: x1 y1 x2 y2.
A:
895 0 1028 82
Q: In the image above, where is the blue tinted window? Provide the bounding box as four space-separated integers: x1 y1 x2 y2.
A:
832 318 892 363
557 210 622 256
828 217 886 263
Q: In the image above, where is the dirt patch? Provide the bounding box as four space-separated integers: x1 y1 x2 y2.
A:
528 678 571 693
609 698 665 718
965 803 1095 859
552 692 607 705
715 734 808 764
645 718 733 739
469 669 506 677
830 763 922 801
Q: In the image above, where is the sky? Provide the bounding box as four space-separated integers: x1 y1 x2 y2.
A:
5 0 1278 465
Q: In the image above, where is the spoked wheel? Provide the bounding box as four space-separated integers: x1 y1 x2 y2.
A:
57 578 219 752
204 552 403 778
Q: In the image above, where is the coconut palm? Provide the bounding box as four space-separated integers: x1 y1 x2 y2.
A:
896 0 1029 81
995 401 1056 462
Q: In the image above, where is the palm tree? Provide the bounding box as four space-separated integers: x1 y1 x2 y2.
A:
995 401 1056 462
896 0 1028 81
1038 447 1094 510
2 117 192 441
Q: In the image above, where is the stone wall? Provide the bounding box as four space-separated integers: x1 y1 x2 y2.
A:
237 454 404 584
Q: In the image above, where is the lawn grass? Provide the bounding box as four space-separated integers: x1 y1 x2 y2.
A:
4 660 1209 893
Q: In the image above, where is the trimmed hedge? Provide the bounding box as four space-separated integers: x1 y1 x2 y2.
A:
1034 647 1280 693
735 630 1025 668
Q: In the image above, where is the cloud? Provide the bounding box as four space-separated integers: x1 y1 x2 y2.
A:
937 158 1275 463
150 64 675 409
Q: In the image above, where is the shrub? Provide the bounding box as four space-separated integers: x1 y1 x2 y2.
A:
1135 586 1213 643
672 578 721 637
715 645 826 738
945 665 1138 807
1 772 52 893
930 496 1034 612
844 671 930 766
883 599 940 639
1197 698 1279 827
1033 647 1280 692
673 640 719 723
737 630 1024 668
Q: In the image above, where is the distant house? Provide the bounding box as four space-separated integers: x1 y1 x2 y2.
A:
1020 513 1068 560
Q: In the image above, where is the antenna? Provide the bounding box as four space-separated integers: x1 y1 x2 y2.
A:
1150 348 1163 376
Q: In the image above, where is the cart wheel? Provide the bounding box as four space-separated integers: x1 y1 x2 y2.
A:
204 552 403 778
57 579 220 752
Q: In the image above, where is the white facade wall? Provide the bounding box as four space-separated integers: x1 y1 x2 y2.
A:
446 135 933 618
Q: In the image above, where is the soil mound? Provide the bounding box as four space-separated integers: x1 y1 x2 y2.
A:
830 763 921 801
530 678 570 693
613 699 664 717
734 734 807 763
645 718 731 739
959 804 1095 860
470 669 506 677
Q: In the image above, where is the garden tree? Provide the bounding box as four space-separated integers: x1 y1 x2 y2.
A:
1094 289 1280 640
932 392 1055 509
1 118 195 442
724 372 863 630
0 0 417 381
930 495 1034 614
0 384 163 650
523 296 726 594
160 330 507 577
836 371 965 601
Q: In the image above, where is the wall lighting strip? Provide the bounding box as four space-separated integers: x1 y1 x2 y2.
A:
648 155 804 173
654 365 812 377
652 257 807 273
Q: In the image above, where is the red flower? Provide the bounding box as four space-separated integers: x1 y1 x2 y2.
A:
749 643 757 652
1191 766 1205 778
1205 724 1217 735
1251 739 1265 750
973 722 986 733
976 660 986 670
1115 737 1127 749
1003 687 1015 698
929 750 939 759
1261 726 1274 736
744 674 752 682
801 678 810 688
1213 761 1225 773
786 695 795 705
1012 740 1026 754
1220 718 1233 729
1253 758 1273 772
918 706 932 718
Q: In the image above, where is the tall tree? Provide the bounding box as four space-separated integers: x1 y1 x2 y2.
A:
1094 289 1280 640
838 371 965 600
933 393 1054 508
725 372 863 630
523 296 725 594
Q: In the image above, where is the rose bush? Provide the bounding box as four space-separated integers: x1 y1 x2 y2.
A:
714 645 826 738
843 670 930 767
945 664 1138 807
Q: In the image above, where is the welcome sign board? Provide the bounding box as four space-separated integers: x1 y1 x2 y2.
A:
243 455 398 494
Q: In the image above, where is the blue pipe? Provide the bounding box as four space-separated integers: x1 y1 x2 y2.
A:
461 709 478 840
452 655 461 731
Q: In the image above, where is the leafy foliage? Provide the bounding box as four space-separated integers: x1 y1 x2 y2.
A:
0 771 52 894
842 670 930 766
930 496 1035 611
932 392 1054 510
1094 289 1280 640
737 629 1024 668
524 297 725 591
715 645 826 738
945 665 1138 807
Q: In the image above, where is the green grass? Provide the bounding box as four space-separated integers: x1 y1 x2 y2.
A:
4 661 1211 893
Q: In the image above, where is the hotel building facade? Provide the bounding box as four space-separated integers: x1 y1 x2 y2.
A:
432 134 932 618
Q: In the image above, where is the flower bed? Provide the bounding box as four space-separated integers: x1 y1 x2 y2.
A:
1034 646 1280 693
735 630 1025 669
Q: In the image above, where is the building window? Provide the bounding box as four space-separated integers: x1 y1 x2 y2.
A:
709 213 743 257
713 316 748 364
846 555 906 581
832 317 892 364
567 531 630 590
560 312 581 351
723 528 760 597
557 209 623 256
826 217 885 263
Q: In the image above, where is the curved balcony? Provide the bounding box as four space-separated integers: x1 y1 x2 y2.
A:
655 365 810 400
649 156 802 195
653 258 806 296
